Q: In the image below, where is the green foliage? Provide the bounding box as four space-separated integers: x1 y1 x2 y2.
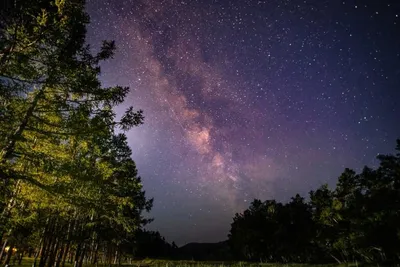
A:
0 1 151 267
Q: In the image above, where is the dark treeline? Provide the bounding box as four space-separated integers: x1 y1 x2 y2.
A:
121 138 400 265
229 140 400 265
1 0 399 266
132 230 178 260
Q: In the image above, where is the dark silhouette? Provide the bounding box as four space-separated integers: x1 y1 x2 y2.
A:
229 139 400 264
129 230 177 259
132 138 400 265
0 1 399 265
178 241 232 261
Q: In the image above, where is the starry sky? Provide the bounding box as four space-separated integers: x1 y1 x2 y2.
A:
85 0 400 245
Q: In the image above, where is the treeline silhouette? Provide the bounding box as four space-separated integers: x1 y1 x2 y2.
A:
1 0 399 266
229 139 400 264
130 230 178 259
125 140 400 265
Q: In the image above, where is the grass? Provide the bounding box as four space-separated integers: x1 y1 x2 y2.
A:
7 257 371 267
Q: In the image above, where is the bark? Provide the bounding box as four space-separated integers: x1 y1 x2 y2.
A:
17 251 23 265
77 244 86 267
101 247 106 264
39 235 50 267
55 242 64 267
0 89 44 241
107 247 112 267
47 237 60 267
38 237 50 267
68 249 73 264
61 219 73 267
61 242 70 267
0 180 21 240
40 226 56 267
113 248 118 265
32 238 43 267
1 89 44 162
73 243 81 267
329 253 342 264
33 252 39 267
3 243 14 265
0 239 8 264
91 242 99 265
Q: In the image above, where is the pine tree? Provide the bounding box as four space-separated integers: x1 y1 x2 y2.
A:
0 1 151 263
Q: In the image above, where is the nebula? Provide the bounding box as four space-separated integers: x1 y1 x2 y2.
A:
86 0 400 245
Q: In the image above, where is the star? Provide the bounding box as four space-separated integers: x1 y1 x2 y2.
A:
86 0 400 245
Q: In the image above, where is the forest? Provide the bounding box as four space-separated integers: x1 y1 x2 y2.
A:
228 142 400 264
0 0 152 266
1 0 399 266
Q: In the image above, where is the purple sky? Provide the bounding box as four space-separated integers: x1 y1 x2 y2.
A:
86 0 400 245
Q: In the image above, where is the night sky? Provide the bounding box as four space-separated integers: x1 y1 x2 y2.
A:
85 0 400 245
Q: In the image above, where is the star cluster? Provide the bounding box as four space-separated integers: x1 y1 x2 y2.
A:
86 0 400 245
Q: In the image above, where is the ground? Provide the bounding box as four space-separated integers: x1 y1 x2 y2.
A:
9 257 364 267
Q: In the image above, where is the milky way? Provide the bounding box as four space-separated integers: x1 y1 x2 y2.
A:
86 0 400 245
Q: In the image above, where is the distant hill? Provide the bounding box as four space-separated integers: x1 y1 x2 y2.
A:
178 241 233 261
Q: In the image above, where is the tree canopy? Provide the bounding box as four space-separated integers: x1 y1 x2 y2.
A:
229 139 400 264
0 1 151 266
1 1 399 266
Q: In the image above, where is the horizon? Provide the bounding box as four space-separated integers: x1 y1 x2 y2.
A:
85 0 400 246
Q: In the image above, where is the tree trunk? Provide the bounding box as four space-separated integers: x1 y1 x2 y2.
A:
107 247 112 267
1 89 44 161
73 243 81 267
102 247 106 265
0 180 22 241
55 242 65 267
113 248 118 265
61 242 70 267
329 253 342 264
0 239 8 264
38 239 49 267
3 243 14 265
68 249 73 264
0 89 44 241
47 237 60 267
33 251 39 267
18 251 23 265
39 233 55 267
32 237 44 267
77 244 86 267
91 243 99 265
60 218 73 267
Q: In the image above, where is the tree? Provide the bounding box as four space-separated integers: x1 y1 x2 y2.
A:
128 230 176 259
0 1 152 266
229 139 400 264
0 0 143 234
